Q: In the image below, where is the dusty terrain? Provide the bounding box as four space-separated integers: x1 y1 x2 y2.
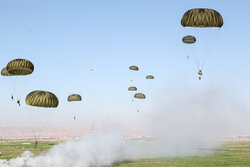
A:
0 126 92 141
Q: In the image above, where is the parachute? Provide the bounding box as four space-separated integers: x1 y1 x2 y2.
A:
182 35 196 44
1 67 14 101
68 94 82 102
26 90 59 108
129 66 139 71
134 93 146 99
128 86 137 91
182 35 196 60
129 65 139 83
2 59 34 103
25 90 58 146
133 93 146 112
146 75 154 79
181 8 223 76
181 8 223 28
6 59 34 75
1 67 13 76
67 94 82 121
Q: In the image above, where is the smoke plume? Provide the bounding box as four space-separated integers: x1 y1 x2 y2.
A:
1 83 250 167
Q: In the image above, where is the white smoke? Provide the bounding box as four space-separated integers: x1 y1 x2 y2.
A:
0 133 216 167
149 82 250 138
1 83 250 167
0 134 131 167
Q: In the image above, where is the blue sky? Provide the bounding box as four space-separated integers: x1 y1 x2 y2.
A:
0 0 250 128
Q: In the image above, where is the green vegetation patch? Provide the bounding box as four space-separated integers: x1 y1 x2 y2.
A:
1 140 250 166
0 141 58 160
115 141 250 167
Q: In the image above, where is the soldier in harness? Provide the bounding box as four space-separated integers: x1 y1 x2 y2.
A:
34 140 38 148
198 69 203 80
11 95 14 101
17 99 21 106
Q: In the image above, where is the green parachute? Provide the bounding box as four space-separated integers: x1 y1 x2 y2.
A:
182 35 196 44
129 65 139 71
1 67 13 76
128 86 137 91
134 93 146 99
68 94 82 102
146 75 154 79
26 90 59 108
181 8 223 28
7 59 34 75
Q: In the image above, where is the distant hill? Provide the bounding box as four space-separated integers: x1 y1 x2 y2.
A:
0 126 92 141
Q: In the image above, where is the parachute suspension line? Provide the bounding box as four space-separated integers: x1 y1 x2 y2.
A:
192 28 220 71
29 109 34 140
35 110 40 142
186 46 192 60
30 108 56 143
200 28 221 71
72 105 78 122
200 27 221 69
68 94 82 121
129 89 134 102
196 28 207 70
41 109 56 143
192 51 201 70
17 76 32 101
26 90 59 144
129 91 136 111
11 77 18 101
181 8 223 81
134 98 144 113
46 110 56 125
4 78 14 101
30 109 40 143
35 110 39 142
4 59 34 103
133 98 139 112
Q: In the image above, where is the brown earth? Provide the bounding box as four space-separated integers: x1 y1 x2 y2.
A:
0 126 93 141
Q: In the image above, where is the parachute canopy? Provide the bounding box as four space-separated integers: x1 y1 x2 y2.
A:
181 8 223 28
68 94 82 102
134 93 146 99
26 90 59 108
128 86 137 91
129 66 139 71
6 59 34 75
182 35 196 44
146 75 154 79
1 67 13 76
